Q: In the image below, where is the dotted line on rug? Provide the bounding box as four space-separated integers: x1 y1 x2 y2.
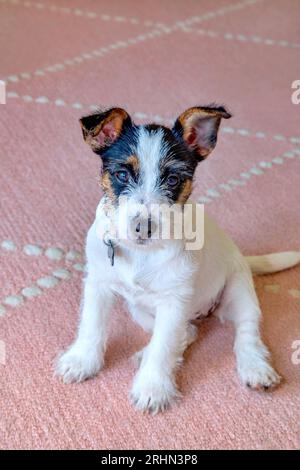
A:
0 0 163 28
264 284 300 298
1 239 82 262
1 276 298 318
2 0 262 85
0 242 86 316
0 240 86 315
3 28 167 84
0 262 86 316
6 92 300 147
174 0 262 27
179 27 300 50
197 148 300 204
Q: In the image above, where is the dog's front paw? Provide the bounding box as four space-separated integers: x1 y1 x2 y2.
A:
130 370 180 414
238 359 281 391
55 343 103 384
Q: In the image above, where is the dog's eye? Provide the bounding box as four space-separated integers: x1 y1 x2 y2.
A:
166 174 180 187
115 170 129 184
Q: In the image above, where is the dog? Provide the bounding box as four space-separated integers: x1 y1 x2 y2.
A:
56 105 300 414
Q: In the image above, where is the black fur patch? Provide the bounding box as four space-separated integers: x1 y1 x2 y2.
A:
98 123 199 203
100 124 140 199
158 126 198 203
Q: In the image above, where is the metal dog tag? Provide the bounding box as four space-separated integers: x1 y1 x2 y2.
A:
103 235 115 266
107 240 115 266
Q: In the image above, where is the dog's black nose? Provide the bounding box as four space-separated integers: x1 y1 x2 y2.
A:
135 218 154 238
147 217 152 238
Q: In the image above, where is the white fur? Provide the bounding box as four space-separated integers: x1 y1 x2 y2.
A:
137 126 165 197
55 114 299 412
53 196 297 412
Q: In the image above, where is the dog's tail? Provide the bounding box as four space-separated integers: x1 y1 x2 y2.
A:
246 251 300 275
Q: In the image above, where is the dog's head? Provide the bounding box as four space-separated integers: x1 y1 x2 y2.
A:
80 105 231 248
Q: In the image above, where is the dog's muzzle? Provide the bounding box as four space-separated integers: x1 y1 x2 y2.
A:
132 216 157 240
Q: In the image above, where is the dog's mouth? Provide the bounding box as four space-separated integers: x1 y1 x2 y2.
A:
125 235 162 250
135 237 152 245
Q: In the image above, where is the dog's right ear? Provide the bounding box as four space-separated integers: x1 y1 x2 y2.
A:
173 105 231 160
79 107 132 154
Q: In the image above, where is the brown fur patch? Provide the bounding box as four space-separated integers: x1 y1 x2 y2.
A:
101 171 116 203
177 179 193 204
126 155 139 173
81 108 129 151
178 108 208 158
178 106 230 127
100 108 128 137
178 107 228 159
178 107 205 128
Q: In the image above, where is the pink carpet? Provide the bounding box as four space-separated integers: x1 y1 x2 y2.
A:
0 0 300 450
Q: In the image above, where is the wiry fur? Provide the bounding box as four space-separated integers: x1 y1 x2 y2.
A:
56 106 300 414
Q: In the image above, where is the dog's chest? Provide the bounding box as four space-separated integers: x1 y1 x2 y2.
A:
110 247 182 305
111 256 159 303
115 279 157 308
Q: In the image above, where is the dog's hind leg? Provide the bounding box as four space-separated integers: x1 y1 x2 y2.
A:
216 270 281 390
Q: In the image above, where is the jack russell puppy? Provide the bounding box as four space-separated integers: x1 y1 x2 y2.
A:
56 105 300 414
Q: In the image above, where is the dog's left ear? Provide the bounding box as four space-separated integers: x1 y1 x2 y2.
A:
173 105 231 160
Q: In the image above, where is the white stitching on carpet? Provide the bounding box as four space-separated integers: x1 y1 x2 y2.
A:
1 0 259 28
44 247 64 261
1 239 83 263
3 0 262 85
179 27 300 50
1 273 298 317
263 286 300 299
73 263 86 272
288 289 300 299
1 240 16 251
23 244 43 256
65 250 82 261
1 152 298 314
0 241 84 314
264 284 280 294
174 0 262 27
6 92 300 146
36 275 60 289
3 294 24 308
0 0 161 28
52 268 72 280
22 285 43 298
3 28 165 84
132 114 300 146
0 259 85 315
197 148 300 204
1 146 299 264
2 273 64 310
